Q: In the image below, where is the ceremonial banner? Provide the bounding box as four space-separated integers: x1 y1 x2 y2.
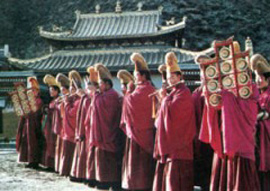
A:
200 37 252 108
9 82 38 116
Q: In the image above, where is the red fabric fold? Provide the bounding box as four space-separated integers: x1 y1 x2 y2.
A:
120 81 156 154
258 86 270 171
62 95 80 143
87 88 122 152
199 84 259 160
43 99 58 158
154 83 196 161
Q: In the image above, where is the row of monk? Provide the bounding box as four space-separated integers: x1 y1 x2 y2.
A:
16 48 270 191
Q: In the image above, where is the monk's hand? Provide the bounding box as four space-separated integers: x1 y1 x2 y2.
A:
159 88 167 99
75 136 80 142
257 110 269 121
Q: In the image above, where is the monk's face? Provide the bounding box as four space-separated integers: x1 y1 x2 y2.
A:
99 80 106 93
134 71 145 84
121 84 127 95
86 85 96 96
69 86 76 94
255 72 268 89
61 86 69 95
167 72 181 86
49 86 59 98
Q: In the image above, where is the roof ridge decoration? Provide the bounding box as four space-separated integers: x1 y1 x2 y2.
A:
137 2 143 11
157 16 187 31
115 1 122 13
95 4 101 14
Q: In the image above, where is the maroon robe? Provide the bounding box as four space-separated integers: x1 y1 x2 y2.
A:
257 86 270 190
71 95 91 179
41 99 58 168
200 84 260 191
153 83 196 191
192 86 213 190
16 98 43 164
53 100 63 173
59 95 80 176
120 81 156 190
86 88 122 183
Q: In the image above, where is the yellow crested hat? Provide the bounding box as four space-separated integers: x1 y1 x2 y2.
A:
68 70 82 89
130 53 149 72
28 77 40 91
43 74 60 87
86 66 98 83
117 70 134 84
250 54 270 75
165 52 181 74
56 73 70 88
94 63 112 81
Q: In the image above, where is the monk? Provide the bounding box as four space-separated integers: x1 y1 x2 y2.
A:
117 69 135 96
71 66 98 183
153 52 196 191
251 54 270 191
192 55 213 191
54 73 70 173
86 64 122 190
59 71 81 177
199 42 260 191
16 77 43 169
41 75 60 171
120 53 156 191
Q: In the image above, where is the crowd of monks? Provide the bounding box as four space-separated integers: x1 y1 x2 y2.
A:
15 44 270 191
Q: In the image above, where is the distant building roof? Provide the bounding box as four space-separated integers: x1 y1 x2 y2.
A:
39 9 186 41
8 46 213 73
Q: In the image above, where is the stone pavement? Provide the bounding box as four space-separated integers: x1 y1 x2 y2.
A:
0 150 95 191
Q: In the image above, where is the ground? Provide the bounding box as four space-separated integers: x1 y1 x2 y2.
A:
0 148 202 191
0 149 95 191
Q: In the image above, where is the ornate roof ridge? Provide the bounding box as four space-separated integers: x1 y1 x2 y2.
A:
8 54 51 64
39 21 185 41
78 9 161 18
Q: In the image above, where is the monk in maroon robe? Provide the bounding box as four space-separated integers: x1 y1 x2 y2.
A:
200 84 260 191
59 85 80 176
120 53 156 190
153 52 196 191
251 54 270 191
86 64 122 190
54 73 70 173
71 81 97 182
16 77 43 169
41 75 60 170
192 55 213 191
53 98 63 173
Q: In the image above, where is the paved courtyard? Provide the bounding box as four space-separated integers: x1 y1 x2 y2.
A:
0 149 94 191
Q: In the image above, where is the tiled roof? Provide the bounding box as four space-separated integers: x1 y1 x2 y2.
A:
39 10 186 41
8 46 213 73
